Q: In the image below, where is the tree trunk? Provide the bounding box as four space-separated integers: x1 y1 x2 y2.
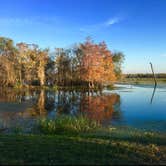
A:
37 90 46 115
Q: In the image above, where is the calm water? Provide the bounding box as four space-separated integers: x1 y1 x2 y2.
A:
0 84 166 132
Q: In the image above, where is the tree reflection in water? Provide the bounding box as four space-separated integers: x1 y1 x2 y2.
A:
53 91 121 125
80 94 120 125
0 89 121 129
24 90 55 117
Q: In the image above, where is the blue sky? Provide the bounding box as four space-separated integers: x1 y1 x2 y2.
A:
0 0 166 73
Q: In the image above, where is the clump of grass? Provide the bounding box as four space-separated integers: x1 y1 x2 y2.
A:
38 115 101 134
51 85 58 91
11 126 23 135
106 84 115 90
13 82 23 89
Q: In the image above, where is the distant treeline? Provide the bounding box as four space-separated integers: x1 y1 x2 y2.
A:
125 73 166 78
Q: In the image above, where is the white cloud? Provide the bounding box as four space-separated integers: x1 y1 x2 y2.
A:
105 17 120 26
80 17 121 33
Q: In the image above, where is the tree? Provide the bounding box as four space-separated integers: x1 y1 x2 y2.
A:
16 43 39 85
67 45 84 86
0 36 124 87
80 39 116 88
0 37 18 86
45 57 56 86
16 43 49 86
99 42 116 85
16 42 29 85
54 48 71 86
112 51 125 80
37 49 49 86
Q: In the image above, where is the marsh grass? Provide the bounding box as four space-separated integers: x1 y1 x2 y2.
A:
120 78 166 85
38 115 101 134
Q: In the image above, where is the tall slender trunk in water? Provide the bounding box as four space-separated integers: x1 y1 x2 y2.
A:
150 62 157 86
38 64 45 86
37 90 46 115
19 67 22 85
89 81 94 89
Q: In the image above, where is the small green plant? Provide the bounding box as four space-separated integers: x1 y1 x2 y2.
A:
52 85 58 91
12 126 23 135
42 86 49 90
106 84 115 90
38 115 101 134
14 81 23 89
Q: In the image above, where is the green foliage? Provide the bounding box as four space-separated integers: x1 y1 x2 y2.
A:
120 77 166 85
126 73 166 79
14 81 23 89
11 126 23 135
112 51 125 80
38 115 101 134
52 85 58 91
106 84 115 90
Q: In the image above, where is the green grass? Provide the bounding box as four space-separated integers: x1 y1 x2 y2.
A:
38 115 101 135
0 128 165 165
120 78 166 85
0 116 165 165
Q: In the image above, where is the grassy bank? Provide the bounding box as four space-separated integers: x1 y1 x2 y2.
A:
119 78 166 85
0 129 165 165
0 117 166 165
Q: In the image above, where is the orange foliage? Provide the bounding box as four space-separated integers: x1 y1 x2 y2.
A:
80 39 116 86
81 94 120 123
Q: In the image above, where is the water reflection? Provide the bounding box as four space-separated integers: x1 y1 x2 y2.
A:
150 85 157 104
1 85 166 132
0 89 120 129
81 94 120 124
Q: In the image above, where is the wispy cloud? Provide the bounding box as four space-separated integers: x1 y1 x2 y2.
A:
0 16 58 26
104 17 120 26
80 17 121 33
0 18 32 26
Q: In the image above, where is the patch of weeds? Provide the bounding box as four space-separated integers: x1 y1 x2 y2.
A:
38 115 101 135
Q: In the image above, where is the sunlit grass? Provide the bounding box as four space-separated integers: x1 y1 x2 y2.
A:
0 116 166 165
0 130 165 165
38 115 101 134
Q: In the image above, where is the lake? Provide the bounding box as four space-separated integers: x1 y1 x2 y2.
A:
0 84 166 132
